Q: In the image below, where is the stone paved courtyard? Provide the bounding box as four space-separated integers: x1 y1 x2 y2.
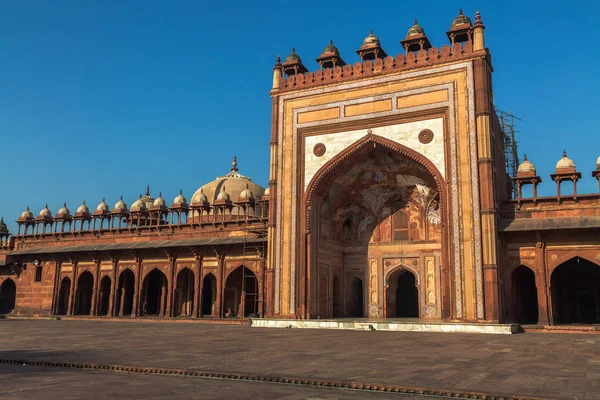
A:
0 319 599 399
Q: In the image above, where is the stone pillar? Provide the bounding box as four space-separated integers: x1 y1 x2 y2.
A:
535 240 550 325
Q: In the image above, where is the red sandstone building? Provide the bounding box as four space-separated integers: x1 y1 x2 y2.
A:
1 10 600 326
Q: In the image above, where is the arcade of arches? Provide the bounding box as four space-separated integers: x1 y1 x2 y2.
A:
309 142 445 320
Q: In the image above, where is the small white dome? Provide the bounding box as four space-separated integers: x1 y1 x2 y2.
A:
191 188 208 205
76 201 89 214
517 154 536 174
556 150 575 170
20 206 33 219
113 196 128 212
263 187 270 197
216 186 230 202
238 183 254 200
39 204 52 218
596 156 600 169
131 196 148 212
57 202 71 216
96 198 109 212
173 190 187 206
153 193 166 208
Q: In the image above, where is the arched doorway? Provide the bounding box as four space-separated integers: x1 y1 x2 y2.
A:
551 257 600 324
305 134 445 319
223 266 257 318
97 276 111 316
201 273 216 316
347 277 364 318
116 269 135 316
57 277 71 315
141 268 168 316
0 279 16 314
75 271 94 315
512 266 538 324
386 268 419 318
332 276 342 318
174 268 194 317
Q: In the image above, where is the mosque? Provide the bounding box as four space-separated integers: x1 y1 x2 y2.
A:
1 10 600 326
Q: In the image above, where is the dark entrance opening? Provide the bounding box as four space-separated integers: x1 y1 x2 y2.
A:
201 273 216 316
396 271 419 318
551 257 600 324
174 268 194 317
116 269 135 316
57 277 71 315
75 271 93 315
223 266 257 317
347 277 363 318
332 276 342 318
97 276 111 316
141 268 168 316
0 279 16 314
512 266 538 324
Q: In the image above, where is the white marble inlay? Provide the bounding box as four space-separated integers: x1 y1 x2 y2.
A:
304 118 444 191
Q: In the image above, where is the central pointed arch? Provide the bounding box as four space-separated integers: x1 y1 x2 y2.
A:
300 132 449 319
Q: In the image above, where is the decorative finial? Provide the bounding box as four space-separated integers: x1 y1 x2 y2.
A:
459 8 463 15
523 154 528 161
369 29 373 35
414 19 418 25
120 195 123 200
221 185 226 192
27 206 30 211
45 203 48 208
145 185 150 196
231 156 238 172
475 10 481 22
82 200 85 205
102 197 105 202
63 201 67 206
291 46 296 53
200 188 204 193
329 39 333 45
139 194 142 199
275 54 281 65
563 150 567 157
179 189 183 195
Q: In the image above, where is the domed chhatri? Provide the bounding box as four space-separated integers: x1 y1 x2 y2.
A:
216 186 231 202
517 154 536 174
152 192 167 209
57 202 71 217
131 195 148 212
191 157 265 208
20 206 33 220
316 40 346 69
113 196 128 213
96 198 110 213
556 150 576 171
76 201 90 215
238 183 255 201
363 29 381 46
322 40 339 55
451 9 472 28
407 19 425 37
285 46 301 62
39 204 52 218
0 217 9 234
172 190 187 206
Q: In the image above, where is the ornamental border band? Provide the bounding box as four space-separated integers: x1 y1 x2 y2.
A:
1 10 600 327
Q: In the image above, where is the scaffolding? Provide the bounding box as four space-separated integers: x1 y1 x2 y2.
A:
495 107 521 198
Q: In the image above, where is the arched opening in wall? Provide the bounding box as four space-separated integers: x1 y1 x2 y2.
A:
307 135 445 319
386 268 419 318
551 257 600 324
141 268 168 316
174 268 195 317
75 271 94 315
201 273 217 316
318 273 328 318
57 277 71 315
0 279 16 314
332 275 342 318
116 269 135 316
347 277 364 318
512 266 538 324
223 266 257 318
97 276 111 316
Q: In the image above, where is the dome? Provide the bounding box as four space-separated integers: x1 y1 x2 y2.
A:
153 192 166 208
517 154 536 174
451 9 472 28
20 206 33 219
76 201 90 215
131 196 148 212
0 217 9 234
113 196 128 212
238 183 254 201
285 47 301 62
39 204 52 218
141 186 155 210
173 190 187 206
57 202 71 217
407 19 425 37
263 187 270 197
191 156 265 207
96 198 109 212
322 40 339 55
363 30 380 46
217 186 230 202
556 150 575 170
596 156 600 169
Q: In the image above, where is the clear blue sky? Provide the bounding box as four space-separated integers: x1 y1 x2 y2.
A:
1 1 599 233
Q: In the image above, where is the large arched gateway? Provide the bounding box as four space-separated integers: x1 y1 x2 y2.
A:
303 134 447 319
551 257 600 324
0 279 16 314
